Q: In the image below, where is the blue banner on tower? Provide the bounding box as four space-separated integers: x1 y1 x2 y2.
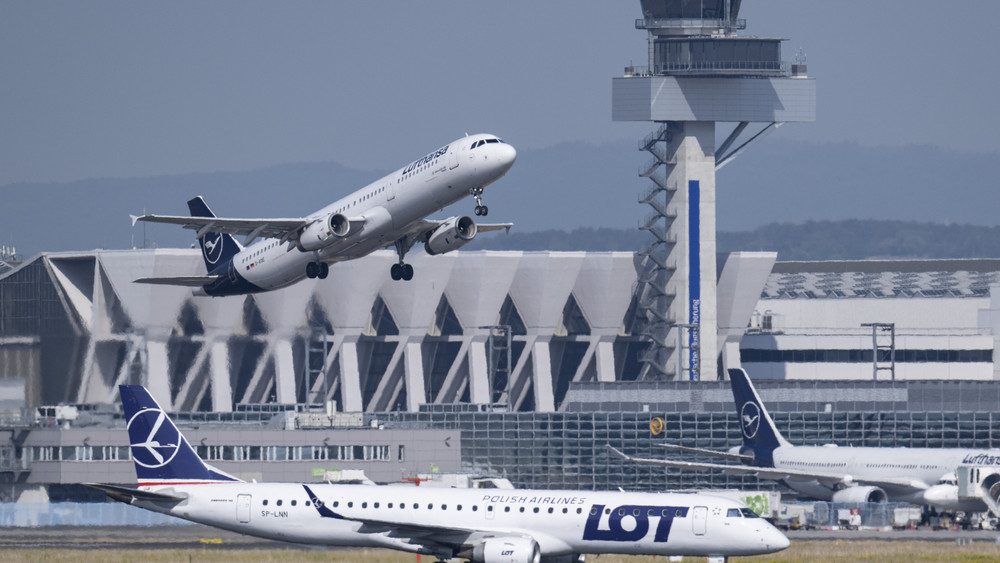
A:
687 180 700 380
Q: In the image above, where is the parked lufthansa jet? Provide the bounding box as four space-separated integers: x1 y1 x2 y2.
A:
131 134 516 296
611 368 1000 517
87 385 789 562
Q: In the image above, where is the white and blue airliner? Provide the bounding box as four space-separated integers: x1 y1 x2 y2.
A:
87 385 790 562
131 134 516 296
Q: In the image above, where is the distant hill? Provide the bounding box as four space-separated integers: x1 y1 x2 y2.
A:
468 220 1000 261
1 138 998 259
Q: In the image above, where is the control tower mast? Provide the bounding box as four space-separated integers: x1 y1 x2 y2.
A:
613 0 815 381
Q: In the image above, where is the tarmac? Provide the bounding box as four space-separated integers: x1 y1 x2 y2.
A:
1 525 999 550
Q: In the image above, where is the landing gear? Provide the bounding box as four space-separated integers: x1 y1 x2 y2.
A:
390 263 414 281
391 237 415 281
471 187 488 216
306 261 329 279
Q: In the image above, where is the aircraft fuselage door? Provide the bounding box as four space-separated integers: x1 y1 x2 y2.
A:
237 494 252 523
692 506 707 536
448 148 459 170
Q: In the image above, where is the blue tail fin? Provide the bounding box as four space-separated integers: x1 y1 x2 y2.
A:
120 385 240 485
187 196 242 274
727 369 790 467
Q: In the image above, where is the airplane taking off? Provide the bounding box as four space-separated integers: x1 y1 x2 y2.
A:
611 369 1000 517
131 134 516 296
88 385 789 562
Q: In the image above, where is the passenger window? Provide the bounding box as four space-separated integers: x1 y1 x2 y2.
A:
276 500 282 507
291 500 297 506
262 500 268 506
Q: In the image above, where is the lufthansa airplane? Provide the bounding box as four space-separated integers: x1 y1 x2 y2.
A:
88 386 790 562
611 368 1000 517
131 134 516 296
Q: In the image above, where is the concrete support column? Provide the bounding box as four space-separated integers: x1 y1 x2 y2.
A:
273 339 297 404
210 340 233 412
338 338 364 411
670 121 719 381
531 339 555 412
595 339 617 382
404 340 426 411
145 340 172 410
468 337 491 404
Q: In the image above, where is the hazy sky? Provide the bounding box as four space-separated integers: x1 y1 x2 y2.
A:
2 1 999 186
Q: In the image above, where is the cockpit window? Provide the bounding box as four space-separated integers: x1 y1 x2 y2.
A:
740 508 760 518
471 138 503 150
727 508 741 518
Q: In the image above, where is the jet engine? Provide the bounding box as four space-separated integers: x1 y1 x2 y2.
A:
297 213 349 251
831 486 888 503
424 216 477 255
467 537 540 563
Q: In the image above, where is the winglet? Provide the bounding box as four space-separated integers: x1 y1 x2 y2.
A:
130 214 141 227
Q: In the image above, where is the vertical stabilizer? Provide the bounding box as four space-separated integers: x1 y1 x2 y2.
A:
120 385 241 485
727 368 791 466
187 196 242 274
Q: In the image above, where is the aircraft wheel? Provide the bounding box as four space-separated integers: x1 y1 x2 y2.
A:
318 262 329 279
402 264 414 281
474 206 482 216
390 263 402 281
306 262 318 279
480 205 488 216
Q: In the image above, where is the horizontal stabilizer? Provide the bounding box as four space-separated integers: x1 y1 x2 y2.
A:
134 276 219 287
84 483 187 505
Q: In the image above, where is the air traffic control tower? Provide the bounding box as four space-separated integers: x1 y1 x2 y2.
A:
613 0 815 381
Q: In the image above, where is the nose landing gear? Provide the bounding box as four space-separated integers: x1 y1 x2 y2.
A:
471 187 488 216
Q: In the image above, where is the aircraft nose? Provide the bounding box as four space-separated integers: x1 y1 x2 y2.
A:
766 525 791 552
495 143 516 172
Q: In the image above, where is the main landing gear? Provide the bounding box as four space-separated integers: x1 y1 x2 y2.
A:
471 186 488 216
305 261 329 279
391 237 415 281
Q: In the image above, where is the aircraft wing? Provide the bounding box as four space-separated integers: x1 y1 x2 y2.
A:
659 443 754 463
85 483 187 505
133 275 220 287
131 213 310 243
606 445 929 491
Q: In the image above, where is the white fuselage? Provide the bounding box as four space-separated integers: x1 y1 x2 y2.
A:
771 445 999 510
134 482 788 558
229 135 511 292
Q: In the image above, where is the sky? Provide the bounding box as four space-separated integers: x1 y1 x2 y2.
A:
2 1 1000 186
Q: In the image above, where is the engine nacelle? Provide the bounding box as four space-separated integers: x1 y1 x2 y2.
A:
424 216 477 256
831 486 888 503
297 213 349 251
469 537 540 563
328 213 352 237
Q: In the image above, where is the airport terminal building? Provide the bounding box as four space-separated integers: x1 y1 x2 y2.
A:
2 249 1000 501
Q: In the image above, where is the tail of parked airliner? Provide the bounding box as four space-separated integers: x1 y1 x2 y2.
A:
120 385 241 486
727 369 791 467
187 196 242 273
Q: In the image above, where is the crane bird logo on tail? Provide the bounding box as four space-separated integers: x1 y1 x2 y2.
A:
127 408 181 469
741 402 761 440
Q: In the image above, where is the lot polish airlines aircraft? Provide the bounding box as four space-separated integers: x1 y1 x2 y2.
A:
131 134 516 296
611 368 1000 517
87 386 789 563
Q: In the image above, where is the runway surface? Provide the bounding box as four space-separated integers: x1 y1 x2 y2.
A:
1 525 998 550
